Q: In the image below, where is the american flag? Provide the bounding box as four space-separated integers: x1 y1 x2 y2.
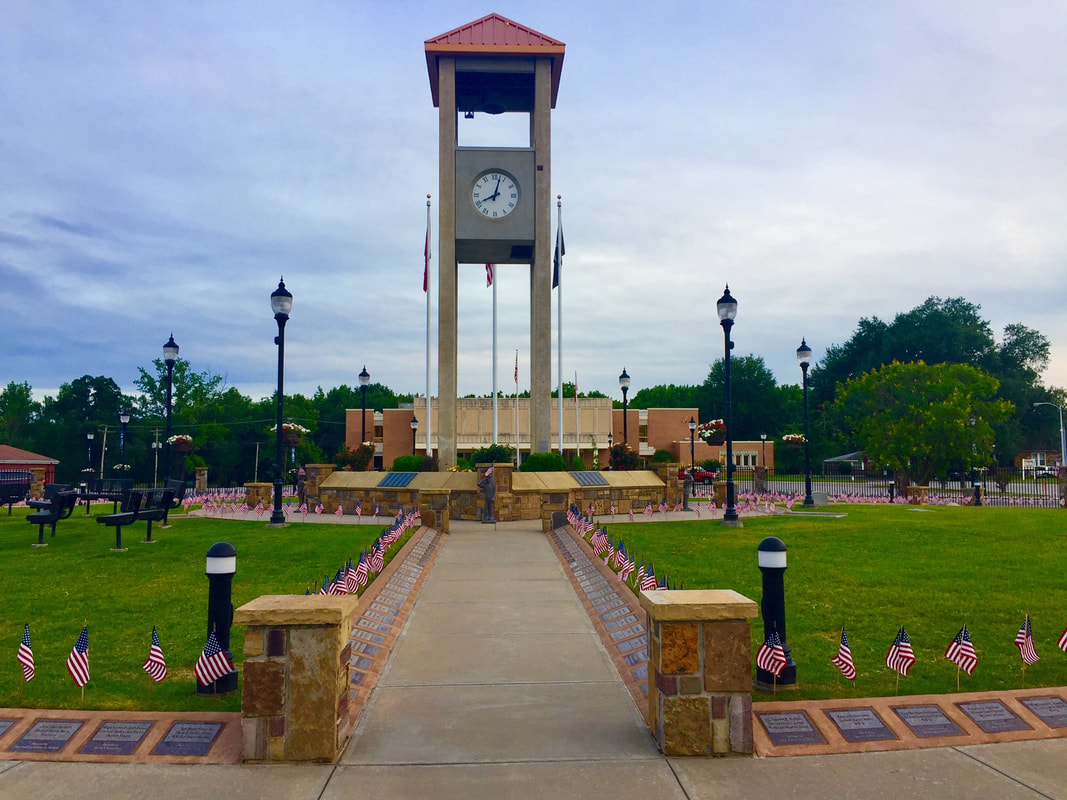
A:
757 630 788 678
329 567 349 595
695 504 702 519
142 626 168 682
644 502 653 517
610 503 616 519
673 501 683 513
355 552 370 587
604 538 615 565
423 203 431 291
634 560 645 586
1059 627 1067 653
374 504 380 517
485 262 494 287
945 625 977 675
336 504 344 518
659 499 668 514
67 626 90 687
831 628 856 680
1015 615 1040 665
299 502 308 518
17 623 34 682
640 563 658 592
283 502 292 517
591 529 608 557
628 508 634 522
370 543 385 573
318 575 329 595
618 555 636 582
345 559 359 594
315 502 324 515
355 501 362 519
613 541 628 570
254 501 264 517
886 626 916 676
195 629 235 687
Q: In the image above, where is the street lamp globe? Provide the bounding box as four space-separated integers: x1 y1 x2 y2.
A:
270 278 293 319
163 334 179 366
796 339 812 369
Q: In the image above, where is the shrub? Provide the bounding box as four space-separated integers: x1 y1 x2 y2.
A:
453 457 473 472
337 443 374 471
609 444 638 470
519 451 566 472
470 443 515 466
651 449 674 463
700 459 721 471
391 454 426 472
570 456 586 471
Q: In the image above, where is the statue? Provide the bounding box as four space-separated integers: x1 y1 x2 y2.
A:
477 465 496 523
683 473 693 511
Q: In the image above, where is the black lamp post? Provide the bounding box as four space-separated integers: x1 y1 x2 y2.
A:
619 368 630 445
269 278 292 526
410 414 419 455
756 536 796 687
688 416 697 473
359 365 370 444
607 431 613 463
86 431 94 472
717 286 740 526
797 338 814 507
163 334 179 481
198 541 238 695
760 433 767 467
119 410 130 465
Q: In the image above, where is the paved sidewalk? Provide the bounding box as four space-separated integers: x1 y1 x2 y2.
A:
0 519 1064 799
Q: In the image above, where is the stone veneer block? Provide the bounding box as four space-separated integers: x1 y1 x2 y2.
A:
639 589 758 622
244 630 264 659
287 625 341 761
729 695 753 754
703 621 752 693
267 628 286 657
660 623 699 674
679 675 703 695
662 696 712 756
712 718 730 754
243 660 286 717
234 595 359 628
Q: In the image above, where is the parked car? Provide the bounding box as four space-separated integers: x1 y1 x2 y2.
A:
1034 465 1059 478
678 467 717 484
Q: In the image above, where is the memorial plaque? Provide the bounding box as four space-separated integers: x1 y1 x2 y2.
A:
611 624 645 642
623 649 647 667
758 712 826 746
617 634 648 652
594 597 627 614
352 641 380 657
152 721 223 756
587 587 615 600
582 580 609 593
12 720 85 753
826 708 897 743
0 719 15 738
892 705 964 738
631 664 648 681
356 619 392 634
351 655 374 670
604 615 640 632
600 606 634 622
370 601 400 615
80 720 154 755
957 701 1031 733
1021 696 1067 728
352 629 386 645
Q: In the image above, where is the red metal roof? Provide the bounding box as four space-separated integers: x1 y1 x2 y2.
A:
0 445 58 464
425 13 565 107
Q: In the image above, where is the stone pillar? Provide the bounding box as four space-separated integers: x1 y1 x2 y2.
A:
244 482 273 510
195 467 208 493
302 464 335 507
753 466 767 494
529 56 553 455
28 467 45 499
639 589 759 756
419 489 450 533
235 594 359 762
712 481 727 508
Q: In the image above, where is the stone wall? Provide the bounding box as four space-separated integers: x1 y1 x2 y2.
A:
640 589 759 756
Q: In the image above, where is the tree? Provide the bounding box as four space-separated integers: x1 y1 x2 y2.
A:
832 361 1012 486
0 381 40 448
703 355 781 440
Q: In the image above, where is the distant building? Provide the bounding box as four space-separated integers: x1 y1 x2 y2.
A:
344 399 775 472
0 444 58 483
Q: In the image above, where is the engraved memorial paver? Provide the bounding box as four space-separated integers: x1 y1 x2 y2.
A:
12 720 85 753
80 720 154 755
958 700 1031 733
0 719 15 738
152 721 223 756
758 711 826 746
610 624 644 641
600 606 634 622
605 615 640 632
826 708 896 742
1021 696 1067 728
594 597 626 614
617 634 648 652
892 705 964 738
623 649 647 667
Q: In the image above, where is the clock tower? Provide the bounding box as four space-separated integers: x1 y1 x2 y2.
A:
425 14 565 469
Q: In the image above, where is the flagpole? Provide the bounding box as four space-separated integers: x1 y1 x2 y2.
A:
556 196 564 456
425 195 433 458
575 369 580 463
514 349 520 467
492 264 498 444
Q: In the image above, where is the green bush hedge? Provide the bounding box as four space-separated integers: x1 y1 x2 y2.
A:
519 451 566 472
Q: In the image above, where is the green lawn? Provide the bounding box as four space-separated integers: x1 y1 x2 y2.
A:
602 504 1067 700
1 509 405 711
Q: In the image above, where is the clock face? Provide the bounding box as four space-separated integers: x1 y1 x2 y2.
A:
471 170 519 219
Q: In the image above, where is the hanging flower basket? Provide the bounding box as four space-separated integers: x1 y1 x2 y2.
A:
697 419 726 446
783 433 806 450
704 433 726 446
283 432 302 446
272 422 309 446
168 434 193 453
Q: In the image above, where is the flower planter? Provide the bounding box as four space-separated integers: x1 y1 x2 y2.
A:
173 440 192 453
283 432 302 447
785 441 803 451
702 434 726 446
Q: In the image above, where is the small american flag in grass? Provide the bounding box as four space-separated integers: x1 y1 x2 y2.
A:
831 628 856 680
336 504 344 518
67 626 90 687
886 626 915 676
1015 615 1040 665
195 629 235 687
1059 627 1067 653
945 625 977 676
142 627 168 682
757 630 787 678
17 623 34 682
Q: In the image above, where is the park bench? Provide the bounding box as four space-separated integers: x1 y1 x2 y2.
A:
157 478 186 526
96 487 178 548
0 469 32 514
84 477 134 514
26 484 79 545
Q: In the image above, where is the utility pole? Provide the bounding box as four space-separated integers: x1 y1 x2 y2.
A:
98 425 110 478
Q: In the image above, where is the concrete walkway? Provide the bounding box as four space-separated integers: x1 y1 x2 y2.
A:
1 519 1064 799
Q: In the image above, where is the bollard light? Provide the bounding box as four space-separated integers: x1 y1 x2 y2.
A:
756 536 796 687
199 541 238 695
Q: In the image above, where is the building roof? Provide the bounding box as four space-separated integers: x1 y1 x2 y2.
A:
0 444 59 465
425 13 565 107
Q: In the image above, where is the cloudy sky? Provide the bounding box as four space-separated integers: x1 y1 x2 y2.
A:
3 1 1065 405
